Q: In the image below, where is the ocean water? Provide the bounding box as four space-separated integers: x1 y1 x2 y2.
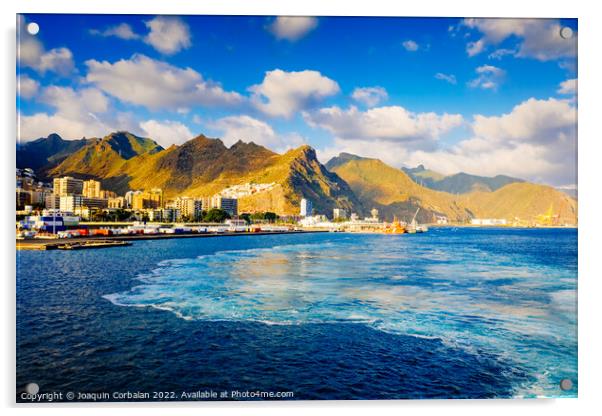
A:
16 228 577 400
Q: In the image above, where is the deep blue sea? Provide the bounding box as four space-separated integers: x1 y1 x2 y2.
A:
16 228 577 401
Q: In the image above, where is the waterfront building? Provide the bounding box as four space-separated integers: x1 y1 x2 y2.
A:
82 180 101 198
167 197 203 221
16 188 30 210
210 195 238 216
300 198 312 217
53 176 84 196
124 190 142 208
333 208 348 220
151 208 181 222
108 197 125 209
59 195 84 213
45 194 60 209
132 188 163 210
83 197 109 210
100 190 117 199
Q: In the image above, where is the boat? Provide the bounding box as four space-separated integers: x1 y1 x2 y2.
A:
383 217 406 234
407 208 428 233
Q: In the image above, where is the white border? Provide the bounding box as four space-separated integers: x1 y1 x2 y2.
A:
3 1 601 415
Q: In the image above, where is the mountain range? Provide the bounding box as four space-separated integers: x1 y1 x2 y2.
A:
16 132 577 225
401 164 524 194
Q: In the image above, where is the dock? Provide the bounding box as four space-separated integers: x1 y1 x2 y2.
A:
16 230 323 250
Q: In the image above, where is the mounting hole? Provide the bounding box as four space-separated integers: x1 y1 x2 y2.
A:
560 378 573 391
560 26 573 40
26 22 40 35
25 382 39 395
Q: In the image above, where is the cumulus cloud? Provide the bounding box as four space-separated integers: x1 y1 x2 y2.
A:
85 54 243 111
402 40 419 51
463 18 577 61
304 105 463 149
144 16 191 54
210 115 305 152
434 73 457 85
268 16 318 41
468 65 505 90
249 69 340 118
17 74 39 99
18 17 75 76
139 119 193 147
471 97 575 145
18 86 118 141
351 87 388 107
557 78 577 95
90 23 141 40
316 97 576 186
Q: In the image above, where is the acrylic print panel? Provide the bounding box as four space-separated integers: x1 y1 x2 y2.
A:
16 14 578 402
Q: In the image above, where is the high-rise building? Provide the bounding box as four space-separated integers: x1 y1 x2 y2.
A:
82 180 101 198
132 188 163 210
100 190 117 199
124 190 142 208
53 176 84 196
167 197 203 221
59 195 84 213
45 194 60 209
300 198 312 217
210 195 238 216
108 197 125 209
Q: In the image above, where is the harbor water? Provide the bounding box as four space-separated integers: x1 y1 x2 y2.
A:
16 227 577 400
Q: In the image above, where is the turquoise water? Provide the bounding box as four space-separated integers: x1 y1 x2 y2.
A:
17 228 577 400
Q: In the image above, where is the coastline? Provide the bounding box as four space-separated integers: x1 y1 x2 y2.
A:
16 230 327 250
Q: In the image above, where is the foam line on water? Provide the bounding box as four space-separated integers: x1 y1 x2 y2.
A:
103 234 577 397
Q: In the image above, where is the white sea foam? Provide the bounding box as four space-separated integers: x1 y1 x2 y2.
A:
104 234 577 397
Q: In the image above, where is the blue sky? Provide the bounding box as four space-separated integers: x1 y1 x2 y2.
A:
17 14 577 186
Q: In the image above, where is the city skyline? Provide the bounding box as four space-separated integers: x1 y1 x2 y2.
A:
17 15 577 188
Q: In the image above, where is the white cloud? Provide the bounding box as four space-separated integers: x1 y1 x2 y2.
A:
17 74 39 99
466 39 485 57
402 40 419 51
268 17 318 41
468 65 505 90
18 19 75 76
471 97 575 145
139 119 193 147
18 85 139 141
463 18 577 61
304 105 463 148
36 48 75 75
557 78 577 95
249 69 340 118
210 115 305 152
144 16 191 54
434 73 457 85
409 98 576 185
317 97 576 186
85 54 243 111
90 23 141 40
40 86 110 117
488 48 516 60
351 87 388 107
